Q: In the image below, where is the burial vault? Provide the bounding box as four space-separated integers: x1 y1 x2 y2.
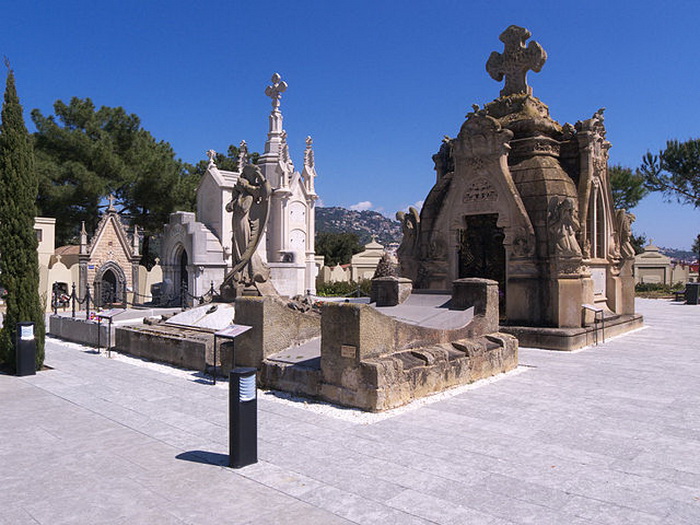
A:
396 25 642 349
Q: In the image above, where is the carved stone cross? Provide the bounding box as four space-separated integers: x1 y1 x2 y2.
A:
264 73 288 111
107 193 116 211
206 149 217 165
486 25 547 97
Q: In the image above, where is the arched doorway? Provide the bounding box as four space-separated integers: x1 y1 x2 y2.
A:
101 269 117 306
93 261 127 308
458 213 506 316
179 249 189 304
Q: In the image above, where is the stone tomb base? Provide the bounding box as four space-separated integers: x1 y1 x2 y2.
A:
501 313 644 351
251 279 518 412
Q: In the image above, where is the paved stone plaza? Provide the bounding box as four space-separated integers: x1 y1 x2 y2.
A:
2 298 699 524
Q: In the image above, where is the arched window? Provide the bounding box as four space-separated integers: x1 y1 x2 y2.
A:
586 182 606 259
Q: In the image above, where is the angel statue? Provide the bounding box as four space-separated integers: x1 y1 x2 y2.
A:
220 164 275 299
548 196 582 257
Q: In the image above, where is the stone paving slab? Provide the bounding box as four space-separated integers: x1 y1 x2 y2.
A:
1 299 699 524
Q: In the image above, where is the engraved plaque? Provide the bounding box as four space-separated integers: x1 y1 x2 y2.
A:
340 345 357 359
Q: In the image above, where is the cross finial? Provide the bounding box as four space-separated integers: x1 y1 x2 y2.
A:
486 25 547 97
264 73 288 112
107 193 116 212
206 149 217 166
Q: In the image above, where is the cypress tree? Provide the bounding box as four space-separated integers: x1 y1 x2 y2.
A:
0 61 45 371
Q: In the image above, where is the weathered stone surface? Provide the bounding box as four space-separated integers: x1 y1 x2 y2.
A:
370 277 412 306
233 296 321 368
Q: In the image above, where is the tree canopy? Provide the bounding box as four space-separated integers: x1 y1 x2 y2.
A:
0 65 45 370
692 234 700 263
31 97 198 251
640 139 700 208
315 232 364 266
609 164 648 210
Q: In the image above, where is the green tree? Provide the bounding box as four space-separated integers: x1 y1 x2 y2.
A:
609 164 648 210
32 97 197 262
187 143 259 178
692 234 700 263
630 232 647 255
640 139 700 208
0 64 45 371
315 232 363 266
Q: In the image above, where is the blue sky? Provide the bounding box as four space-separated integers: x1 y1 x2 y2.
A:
3 0 699 249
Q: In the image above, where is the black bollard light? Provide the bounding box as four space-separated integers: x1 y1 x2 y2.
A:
229 367 257 468
15 322 36 376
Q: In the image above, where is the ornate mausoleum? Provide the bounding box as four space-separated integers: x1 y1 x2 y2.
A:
397 25 641 349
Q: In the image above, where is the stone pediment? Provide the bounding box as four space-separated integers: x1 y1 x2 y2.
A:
87 211 136 262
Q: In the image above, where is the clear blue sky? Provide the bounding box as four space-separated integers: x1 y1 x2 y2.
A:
3 0 699 249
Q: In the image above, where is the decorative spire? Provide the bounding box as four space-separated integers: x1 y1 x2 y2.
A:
206 149 217 167
132 224 140 257
279 131 293 182
264 72 288 112
106 193 116 212
237 140 248 170
79 221 88 255
304 136 315 169
486 25 547 97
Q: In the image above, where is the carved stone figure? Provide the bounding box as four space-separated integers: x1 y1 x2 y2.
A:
548 197 582 257
396 207 420 280
486 25 547 97
220 164 273 297
617 209 636 260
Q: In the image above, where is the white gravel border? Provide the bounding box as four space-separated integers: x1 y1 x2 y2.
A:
47 336 528 424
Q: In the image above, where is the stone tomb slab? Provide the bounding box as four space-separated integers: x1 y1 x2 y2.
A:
373 292 474 330
267 337 321 369
165 302 235 330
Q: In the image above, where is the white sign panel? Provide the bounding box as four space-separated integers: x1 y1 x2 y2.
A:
20 325 34 341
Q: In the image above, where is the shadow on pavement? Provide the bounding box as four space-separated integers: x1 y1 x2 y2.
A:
176 450 229 467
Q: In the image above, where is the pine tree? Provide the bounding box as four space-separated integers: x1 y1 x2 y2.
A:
0 62 45 371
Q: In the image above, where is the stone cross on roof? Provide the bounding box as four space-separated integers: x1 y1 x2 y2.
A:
264 73 288 112
206 149 217 166
107 193 116 212
486 25 547 97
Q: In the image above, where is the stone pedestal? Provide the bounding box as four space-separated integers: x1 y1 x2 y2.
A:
452 278 499 334
370 277 412 306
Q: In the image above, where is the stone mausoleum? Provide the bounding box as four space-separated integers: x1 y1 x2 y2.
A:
397 25 642 349
161 74 319 302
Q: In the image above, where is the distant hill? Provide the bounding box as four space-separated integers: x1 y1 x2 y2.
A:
316 207 402 246
659 246 697 262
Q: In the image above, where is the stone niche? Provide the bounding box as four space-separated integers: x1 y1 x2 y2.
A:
396 25 642 350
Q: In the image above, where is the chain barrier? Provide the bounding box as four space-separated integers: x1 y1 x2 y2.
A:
52 281 218 318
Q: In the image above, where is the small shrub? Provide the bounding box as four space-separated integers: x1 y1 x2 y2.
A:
316 279 372 297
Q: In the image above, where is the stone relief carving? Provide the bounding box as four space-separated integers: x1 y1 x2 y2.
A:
221 165 273 297
511 226 535 257
455 114 513 160
462 177 498 203
548 196 582 257
485 25 547 97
